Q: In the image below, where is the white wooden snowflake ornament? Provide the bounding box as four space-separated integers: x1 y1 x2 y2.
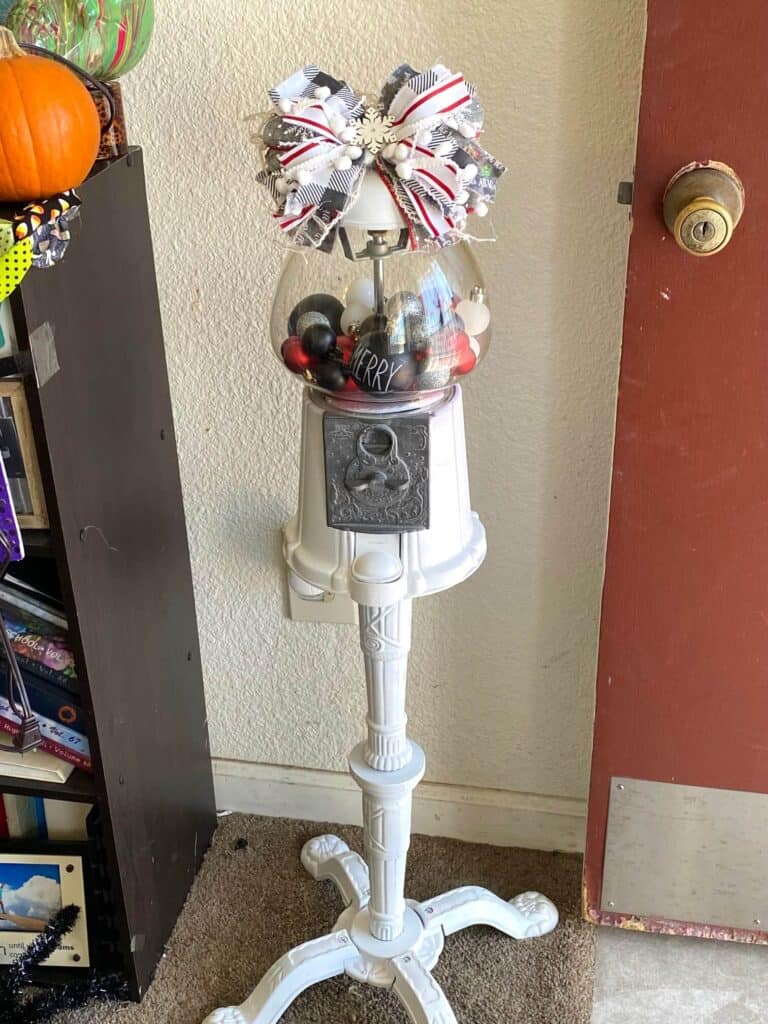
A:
354 107 396 155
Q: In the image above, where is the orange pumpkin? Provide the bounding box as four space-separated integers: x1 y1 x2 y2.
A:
0 27 101 203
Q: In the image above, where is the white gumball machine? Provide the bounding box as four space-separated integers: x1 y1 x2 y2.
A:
205 64 558 1024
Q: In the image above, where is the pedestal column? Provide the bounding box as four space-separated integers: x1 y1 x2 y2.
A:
352 596 423 942
359 600 412 771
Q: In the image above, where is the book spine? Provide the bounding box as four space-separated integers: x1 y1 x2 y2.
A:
33 796 47 840
3 794 46 838
0 663 84 732
12 648 79 697
0 613 78 695
0 704 92 773
0 583 67 629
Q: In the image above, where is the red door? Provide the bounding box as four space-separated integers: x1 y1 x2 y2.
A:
584 1 768 941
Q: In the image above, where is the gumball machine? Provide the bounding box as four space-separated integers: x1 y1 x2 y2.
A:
205 64 558 1024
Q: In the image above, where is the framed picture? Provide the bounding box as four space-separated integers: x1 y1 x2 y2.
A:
0 379 48 530
0 843 90 968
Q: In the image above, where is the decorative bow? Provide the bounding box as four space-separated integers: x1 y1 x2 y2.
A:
254 64 505 252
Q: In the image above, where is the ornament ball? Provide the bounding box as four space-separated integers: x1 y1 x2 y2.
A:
281 336 314 374
302 323 337 358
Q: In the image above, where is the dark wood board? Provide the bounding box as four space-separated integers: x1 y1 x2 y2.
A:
584 1 768 939
15 151 216 994
0 769 95 804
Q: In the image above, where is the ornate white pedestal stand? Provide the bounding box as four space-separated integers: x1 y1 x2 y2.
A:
204 387 558 1024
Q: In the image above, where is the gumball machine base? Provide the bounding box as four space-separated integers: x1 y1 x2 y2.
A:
202 384 558 1024
203 830 558 1024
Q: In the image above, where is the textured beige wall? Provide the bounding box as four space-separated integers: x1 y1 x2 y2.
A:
122 1 645 800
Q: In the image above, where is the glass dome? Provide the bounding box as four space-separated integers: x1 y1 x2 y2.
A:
270 231 492 402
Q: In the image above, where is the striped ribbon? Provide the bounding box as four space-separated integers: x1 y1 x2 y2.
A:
255 63 505 251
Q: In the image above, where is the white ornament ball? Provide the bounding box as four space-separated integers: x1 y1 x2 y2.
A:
463 164 479 181
329 113 346 134
341 302 374 335
335 155 353 171
394 142 410 162
346 145 363 160
459 122 477 139
275 177 289 194
295 168 312 187
474 200 489 217
382 143 397 160
417 130 432 146
340 126 357 143
469 336 482 358
396 161 414 179
278 98 293 114
456 296 491 335
314 86 331 100
345 278 376 308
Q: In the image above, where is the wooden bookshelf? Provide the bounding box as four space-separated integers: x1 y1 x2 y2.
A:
0 151 217 998
0 768 95 803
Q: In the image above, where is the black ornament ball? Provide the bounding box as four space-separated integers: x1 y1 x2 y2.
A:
288 294 344 336
301 322 337 358
351 339 418 394
312 361 348 392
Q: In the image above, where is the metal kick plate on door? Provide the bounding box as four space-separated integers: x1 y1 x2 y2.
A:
602 777 768 930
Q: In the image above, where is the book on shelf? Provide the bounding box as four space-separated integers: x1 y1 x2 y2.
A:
0 795 91 841
0 593 77 696
2 794 46 838
0 576 67 630
43 799 91 841
0 660 85 735
0 745 75 784
0 696 91 773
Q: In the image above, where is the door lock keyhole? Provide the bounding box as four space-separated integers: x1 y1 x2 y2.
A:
692 219 715 243
663 162 745 256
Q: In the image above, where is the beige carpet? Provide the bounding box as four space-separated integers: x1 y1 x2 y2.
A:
56 814 595 1024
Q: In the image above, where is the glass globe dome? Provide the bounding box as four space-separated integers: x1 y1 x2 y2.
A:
270 173 491 402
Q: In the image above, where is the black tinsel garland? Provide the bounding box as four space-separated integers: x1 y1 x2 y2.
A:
0 904 127 1024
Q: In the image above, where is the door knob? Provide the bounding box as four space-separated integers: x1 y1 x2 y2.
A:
663 162 745 256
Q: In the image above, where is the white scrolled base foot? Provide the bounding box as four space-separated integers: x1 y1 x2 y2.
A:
201 836 558 1024
204 1010 248 1024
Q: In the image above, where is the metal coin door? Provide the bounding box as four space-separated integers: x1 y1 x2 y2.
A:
324 414 430 533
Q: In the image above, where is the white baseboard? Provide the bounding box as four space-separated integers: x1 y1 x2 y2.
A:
213 758 586 853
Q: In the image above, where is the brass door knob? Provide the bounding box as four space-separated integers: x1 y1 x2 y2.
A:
663 162 745 255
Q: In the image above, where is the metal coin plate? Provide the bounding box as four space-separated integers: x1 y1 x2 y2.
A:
323 412 430 533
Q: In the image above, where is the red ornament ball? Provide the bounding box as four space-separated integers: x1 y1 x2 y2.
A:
281 336 314 374
454 337 477 376
335 335 356 364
